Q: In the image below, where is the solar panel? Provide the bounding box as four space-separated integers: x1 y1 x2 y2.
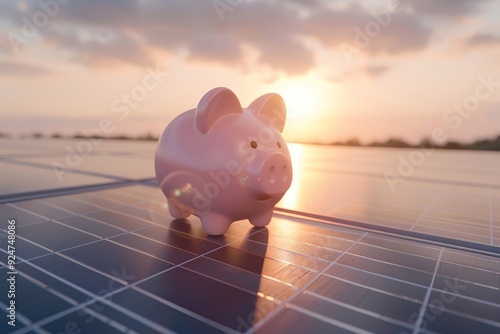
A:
1 138 499 333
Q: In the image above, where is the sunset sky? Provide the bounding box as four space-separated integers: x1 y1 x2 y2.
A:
1 0 500 144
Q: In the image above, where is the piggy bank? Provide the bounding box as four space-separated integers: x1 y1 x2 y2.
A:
155 87 292 235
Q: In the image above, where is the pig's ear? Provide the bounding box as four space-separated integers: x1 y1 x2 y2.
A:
247 93 286 132
195 87 242 134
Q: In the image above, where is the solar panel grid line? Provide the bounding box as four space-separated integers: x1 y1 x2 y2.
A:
71 195 143 212
410 190 444 231
417 216 491 233
1 240 119 287
437 258 499 282
7 267 176 334
0 301 34 332
446 291 500 325
412 247 444 334
305 165 500 190
331 262 429 290
0 237 51 270
489 191 494 245
9 297 119 334
348 242 439 267
1 158 130 182
101 230 286 332
288 303 373 334
324 194 367 216
245 231 344 263
57 215 131 236
423 215 491 230
0 210 181 271
339 252 435 284
213 239 328 274
443 248 500 270
114 230 201 257
425 298 500 329
0 180 144 205
18 200 80 219
4 203 50 224
10 202 64 220
121 286 234 334
180 264 285 305
300 290 416 331
329 209 418 228
10 223 268 334
274 208 500 256
412 225 491 246
2 142 500 333
68 306 141 334
246 232 369 334
358 236 441 259
431 282 500 310
320 271 422 304
103 236 200 267
2 270 105 333
91 297 193 334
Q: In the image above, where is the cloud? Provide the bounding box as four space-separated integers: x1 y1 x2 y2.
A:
304 6 431 55
43 28 155 68
0 60 53 76
334 64 390 81
463 33 500 48
363 64 390 78
0 0 434 75
409 0 492 17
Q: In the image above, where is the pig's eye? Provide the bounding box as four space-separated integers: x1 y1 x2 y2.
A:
277 141 282 149
250 141 258 149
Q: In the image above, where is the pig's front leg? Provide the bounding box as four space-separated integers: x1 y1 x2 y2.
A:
167 199 191 219
249 209 273 227
200 213 232 236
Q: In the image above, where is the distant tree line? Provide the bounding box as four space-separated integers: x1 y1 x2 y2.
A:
328 135 500 151
1 131 500 151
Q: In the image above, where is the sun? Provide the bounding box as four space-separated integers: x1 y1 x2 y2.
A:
276 83 317 121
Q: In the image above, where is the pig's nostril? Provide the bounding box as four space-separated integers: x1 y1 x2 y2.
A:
282 166 288 182
270 166 276 184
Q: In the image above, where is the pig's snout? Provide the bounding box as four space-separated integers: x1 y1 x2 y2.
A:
249 153 292 198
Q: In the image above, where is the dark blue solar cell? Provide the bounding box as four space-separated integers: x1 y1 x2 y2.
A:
306 275 421 323
61 240 172 283
56 215 125 238
111 288 227 334
137 267 277 330
84 210 152 231
293 292 413 333
17 221 99 251
254 307 354 334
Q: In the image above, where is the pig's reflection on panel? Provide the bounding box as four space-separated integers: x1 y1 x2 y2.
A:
160 222 273 331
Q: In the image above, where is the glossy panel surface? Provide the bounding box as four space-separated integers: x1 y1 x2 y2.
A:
0 139 498 333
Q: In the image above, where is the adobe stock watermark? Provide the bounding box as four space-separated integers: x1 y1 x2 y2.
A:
213 0 245 21
7 0 71 54
339 0 411 63
56 268 135 334
51 64 169 183
402 278 467 334
385 74 500 192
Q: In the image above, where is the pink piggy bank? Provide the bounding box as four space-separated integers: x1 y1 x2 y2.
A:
155 87 292 235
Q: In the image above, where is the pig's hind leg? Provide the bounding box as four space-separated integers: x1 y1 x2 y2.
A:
249 209 273 227
200 213 232 236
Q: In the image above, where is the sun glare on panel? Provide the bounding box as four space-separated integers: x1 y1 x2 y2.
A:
278 143 302 210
